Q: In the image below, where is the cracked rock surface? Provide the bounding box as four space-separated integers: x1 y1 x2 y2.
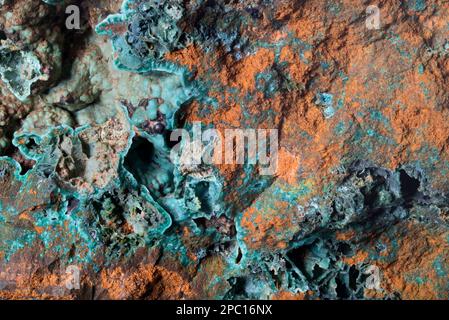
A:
0 0 449 300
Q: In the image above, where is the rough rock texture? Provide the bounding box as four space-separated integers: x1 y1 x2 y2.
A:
0 0 449 300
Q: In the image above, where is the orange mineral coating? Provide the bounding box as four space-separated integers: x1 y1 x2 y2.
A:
374 222 449 300
240 202 299 250
338 221 449 300
271 290 310 300
1 0 449 301
100 264 195 300
191 254 230 299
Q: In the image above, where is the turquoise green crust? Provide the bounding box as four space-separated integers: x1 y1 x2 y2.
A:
0 0 448 300
0 46 43 101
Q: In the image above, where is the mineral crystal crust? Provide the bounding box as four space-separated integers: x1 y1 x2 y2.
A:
0 0 449 299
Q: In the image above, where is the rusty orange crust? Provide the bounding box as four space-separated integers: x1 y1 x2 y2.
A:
220 48 275 93
191 254 230 299
279 45 311 84
335 230 357 241
383 72 449 166
271 290 310 300
375 222 449 299
176 2 449 265
169 42 346 199
342 250 370 266
276 147 301 185
0 251 77 300
100 264 195 299
338 222 449 300
164 44 214 78
179 226 215 263
18 212 44 234
0 291 74 300
240 202 298 250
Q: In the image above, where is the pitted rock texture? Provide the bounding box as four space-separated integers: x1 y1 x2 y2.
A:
0 0 449 300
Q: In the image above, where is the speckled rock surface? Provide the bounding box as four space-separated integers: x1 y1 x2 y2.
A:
0 0 448 300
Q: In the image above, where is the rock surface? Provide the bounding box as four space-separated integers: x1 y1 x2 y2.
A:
0 0 448 299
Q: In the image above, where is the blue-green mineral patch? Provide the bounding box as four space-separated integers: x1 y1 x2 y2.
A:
0 0 448 300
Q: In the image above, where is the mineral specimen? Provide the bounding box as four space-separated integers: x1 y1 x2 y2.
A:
0 0 448 300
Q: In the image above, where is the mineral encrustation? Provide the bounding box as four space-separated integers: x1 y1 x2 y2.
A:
0 0 449 300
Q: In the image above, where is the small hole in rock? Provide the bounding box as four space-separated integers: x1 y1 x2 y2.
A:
399 169 420 198
235 247 243 264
